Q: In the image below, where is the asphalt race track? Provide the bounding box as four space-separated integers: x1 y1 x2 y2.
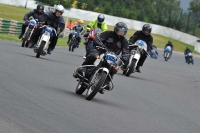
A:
0 40 200 133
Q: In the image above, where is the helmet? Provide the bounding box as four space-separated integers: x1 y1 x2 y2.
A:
55 5 64 14
142 24 152 35
97 14 105 24
77 19 84 24
168 40 171 44
114 22 128 37
37 4 44 12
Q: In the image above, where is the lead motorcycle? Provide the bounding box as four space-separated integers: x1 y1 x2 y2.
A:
73 45 123 101
121 40 148 76
33 25 57 58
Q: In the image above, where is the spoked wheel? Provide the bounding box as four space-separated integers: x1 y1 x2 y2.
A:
21 40 27 47
125 59 136 77
36 41 45 58
85 71 107 101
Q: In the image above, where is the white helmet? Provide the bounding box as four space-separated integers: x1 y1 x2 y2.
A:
55 5 64 14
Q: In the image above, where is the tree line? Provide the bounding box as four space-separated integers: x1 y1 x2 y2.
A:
35 0 200 37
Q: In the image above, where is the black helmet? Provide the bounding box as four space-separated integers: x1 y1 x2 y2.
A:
168 40 171 44
142 24 152 35
114 22 128 37
37 4 44 12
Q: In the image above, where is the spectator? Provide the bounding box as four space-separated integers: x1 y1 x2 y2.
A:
66 20 73 29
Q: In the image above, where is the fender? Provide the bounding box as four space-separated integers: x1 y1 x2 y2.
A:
127 55 134 67
96 67 109 75
41 34 50 43
133 53 141 61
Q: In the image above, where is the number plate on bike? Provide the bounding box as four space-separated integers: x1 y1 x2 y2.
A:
105 53 117 64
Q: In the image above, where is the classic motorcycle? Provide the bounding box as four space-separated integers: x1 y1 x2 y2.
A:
69 31 79 52
34 25 57 58
73 45 123 101
21 19 37 47
164 46 171 61
85 28 102 57
121 40 148 76
185 52 194 65
149 45 158 59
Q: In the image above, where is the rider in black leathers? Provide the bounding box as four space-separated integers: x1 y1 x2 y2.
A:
18 4 46 39
129 24 153 73
73 22 129 94
32 5 65 54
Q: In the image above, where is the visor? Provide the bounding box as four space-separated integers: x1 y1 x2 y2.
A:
98 18 104 23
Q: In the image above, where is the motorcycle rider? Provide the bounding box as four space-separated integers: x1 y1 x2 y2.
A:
129 24 153 73
73 22 129 94
164 41 174 58
83 14 108 58
67 19 85 47
32 5 65 54
18 4 46 39
184 47 192 62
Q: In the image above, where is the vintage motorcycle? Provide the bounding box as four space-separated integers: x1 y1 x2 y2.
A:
85 28 102 57
164 46 172 61
121 40 148 76
185 52 194 65
33 25 57 58
73 45 123 101
69 31 79 52
21 19 38 47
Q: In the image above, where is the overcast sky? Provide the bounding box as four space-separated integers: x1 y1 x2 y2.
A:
180 0 192 11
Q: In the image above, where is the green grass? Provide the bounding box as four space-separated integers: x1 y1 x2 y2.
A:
0 3 199 55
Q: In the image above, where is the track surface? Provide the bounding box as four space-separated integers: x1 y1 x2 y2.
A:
0 40 200 133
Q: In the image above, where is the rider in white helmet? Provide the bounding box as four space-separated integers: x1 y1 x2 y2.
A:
33 5 65 54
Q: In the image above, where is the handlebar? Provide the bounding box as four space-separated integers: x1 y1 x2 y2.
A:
40 25 57 36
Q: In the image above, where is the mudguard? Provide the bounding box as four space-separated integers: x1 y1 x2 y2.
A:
41 34 50 43
133 53 141 61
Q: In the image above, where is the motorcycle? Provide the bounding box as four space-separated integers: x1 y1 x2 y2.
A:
85 28 102 57
69 31 79 52
73 45 123 101
185 52 194 65
149 45 158 59
164 46 171 61
33 25 57 58
21 19 38 47
121 40 148 76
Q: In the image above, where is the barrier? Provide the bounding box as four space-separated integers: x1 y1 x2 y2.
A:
0 18 23 35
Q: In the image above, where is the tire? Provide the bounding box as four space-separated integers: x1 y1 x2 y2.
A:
36 41 45 58
75 82 87 95
125 59 136 77
123 70 126 75
21 40 27 47
72 43 75 52
85 71 107 100
69 44 71 51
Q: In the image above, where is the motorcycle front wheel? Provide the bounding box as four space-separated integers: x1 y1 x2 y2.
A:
36 41 45 58
85 71 107 101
